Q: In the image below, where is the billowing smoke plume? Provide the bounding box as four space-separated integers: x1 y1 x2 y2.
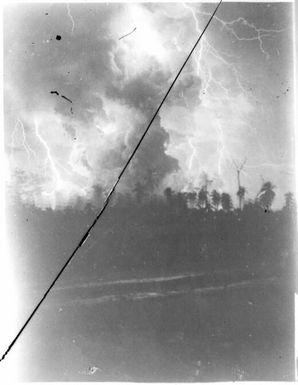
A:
4 3 188 209
4 3 294 209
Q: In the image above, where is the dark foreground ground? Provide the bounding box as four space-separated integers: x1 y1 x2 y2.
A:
4 192 296 380
10 274 295 382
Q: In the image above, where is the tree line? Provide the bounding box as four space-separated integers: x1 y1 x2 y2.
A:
130 179 295 214
7 175 297 287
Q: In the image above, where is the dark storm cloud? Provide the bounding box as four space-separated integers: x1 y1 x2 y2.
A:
129 117 179 189
5 2 293 210
106 61 179 189
4 2 187 203
107 68 168 112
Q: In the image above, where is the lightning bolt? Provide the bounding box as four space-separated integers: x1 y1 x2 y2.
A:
183 3 247 98
181 3 286 181
182 2 233 178
33 118 64 206
213 15 286 60
66 4 75 34
32 117 92 208
187 137 198 171
10 118 37 161
182 2 286 94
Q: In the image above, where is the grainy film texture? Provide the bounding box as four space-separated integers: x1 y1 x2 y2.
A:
3 1 296 381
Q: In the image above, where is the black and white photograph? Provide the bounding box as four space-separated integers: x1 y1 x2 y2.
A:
1 0 297 382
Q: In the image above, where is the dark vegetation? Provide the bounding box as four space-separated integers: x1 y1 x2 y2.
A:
8 180 296 381
8 179 297 288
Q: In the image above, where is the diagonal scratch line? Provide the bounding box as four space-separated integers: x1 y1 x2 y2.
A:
0 0 222 362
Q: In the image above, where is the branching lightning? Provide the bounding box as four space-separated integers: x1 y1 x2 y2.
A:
31 117 91 208
214 15 286 60
33 118 63 202
188 137 199 171
66 4 75 34
10 119 37 161
7 3 289 209
181 2 286 179
182 2 236 176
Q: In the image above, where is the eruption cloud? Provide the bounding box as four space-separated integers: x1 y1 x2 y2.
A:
4 3 294 209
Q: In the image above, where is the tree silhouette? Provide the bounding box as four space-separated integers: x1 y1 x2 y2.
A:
221 193 233 212
257 181 276 211
211 189 221 211
164 187 173 205
185 191 197 207
233 158 247 210
236 186 246 211
198 188 208 209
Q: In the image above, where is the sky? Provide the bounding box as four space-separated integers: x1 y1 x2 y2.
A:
3 1 295 209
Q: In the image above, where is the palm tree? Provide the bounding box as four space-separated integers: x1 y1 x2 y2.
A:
257 181 276 211
221 193 233 212
233 158 247 210
211 189 221 211
237 186 246 210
